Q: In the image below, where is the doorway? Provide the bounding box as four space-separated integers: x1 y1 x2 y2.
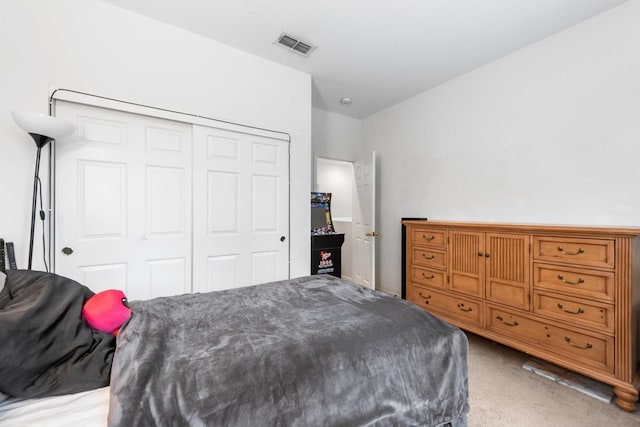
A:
314 152 377 289
314 157 354 281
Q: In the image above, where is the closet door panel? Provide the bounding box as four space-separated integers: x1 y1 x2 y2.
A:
146 258 187 298
207 171 239 233
207 254 240 291
79 160 127 238
55 101 192 300
252 251 279 285
193 126 289 292
146 166 187 236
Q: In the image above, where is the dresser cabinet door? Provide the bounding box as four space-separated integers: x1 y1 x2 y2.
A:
449 231 485 297
485 233 530 310
449 231 530 307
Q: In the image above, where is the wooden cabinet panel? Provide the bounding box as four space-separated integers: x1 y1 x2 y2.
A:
411 265 446 289
411 285 483 328
412 228 447 249
487 304 614 373
485 233 530 309
411 285 433 306
533 291 614 333
450 231 484 297
486 281 528 311
402 220 640 412
533 236 614 269
412 247 447 269
533 263 614 301
449 231 529 305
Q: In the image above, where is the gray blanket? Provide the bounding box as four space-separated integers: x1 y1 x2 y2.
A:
108 275 468 426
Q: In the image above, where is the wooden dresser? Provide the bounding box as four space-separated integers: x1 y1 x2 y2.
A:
402 220 640 411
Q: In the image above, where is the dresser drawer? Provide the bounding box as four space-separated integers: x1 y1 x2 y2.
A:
533 291 614 333
411 285 483 327
533 236 614 269
412 228 447 249
533 263 614 301
411 265 446 289
487 305 614 373
412 247 447 269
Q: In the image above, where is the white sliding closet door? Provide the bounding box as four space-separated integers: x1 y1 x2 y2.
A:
55 101 192 300
192 125 289 292
53 95 290 298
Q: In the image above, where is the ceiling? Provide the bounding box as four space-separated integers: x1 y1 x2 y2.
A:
102 0 629 119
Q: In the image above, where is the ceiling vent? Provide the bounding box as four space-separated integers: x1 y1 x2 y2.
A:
276 33 316 57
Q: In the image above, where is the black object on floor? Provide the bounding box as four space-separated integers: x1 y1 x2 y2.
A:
6 242 17 270
0 238 5 273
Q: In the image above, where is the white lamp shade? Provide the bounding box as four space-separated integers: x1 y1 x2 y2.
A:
11 111 75 139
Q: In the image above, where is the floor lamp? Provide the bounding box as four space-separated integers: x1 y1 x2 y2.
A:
11 111 75 270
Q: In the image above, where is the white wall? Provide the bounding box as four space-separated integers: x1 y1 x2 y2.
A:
312 107 362 162
315 158 354 220
0 0 311 277
361 1 640 295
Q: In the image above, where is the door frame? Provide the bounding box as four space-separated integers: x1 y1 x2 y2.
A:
314 155 355 281
313 151 377 288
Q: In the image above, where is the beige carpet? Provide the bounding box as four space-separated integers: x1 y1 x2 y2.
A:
466 333 640 427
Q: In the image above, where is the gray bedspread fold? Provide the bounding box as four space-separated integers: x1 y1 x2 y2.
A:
108 275 468 426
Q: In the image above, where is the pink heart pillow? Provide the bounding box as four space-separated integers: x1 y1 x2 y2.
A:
82 290 131 336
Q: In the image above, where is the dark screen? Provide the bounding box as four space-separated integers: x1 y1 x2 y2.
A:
311 206 328 229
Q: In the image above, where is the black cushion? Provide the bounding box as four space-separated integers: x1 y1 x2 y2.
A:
0 270 115 398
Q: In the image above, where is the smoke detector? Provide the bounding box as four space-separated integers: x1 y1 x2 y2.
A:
340 97 353 106
276 33 316 57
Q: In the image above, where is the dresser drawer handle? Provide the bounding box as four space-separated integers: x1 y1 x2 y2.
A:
422 273 435 279
422 254 436 260
423 235 436 242
557 274 585 285
557 303 584 315
557 246 585 256
418 292 431 300
457 303 473 312
496 315 519 327
564 336 592 349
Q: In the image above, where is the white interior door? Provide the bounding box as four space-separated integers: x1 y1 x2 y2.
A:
54 101 192 300
192 125 289 292
353 151 376 289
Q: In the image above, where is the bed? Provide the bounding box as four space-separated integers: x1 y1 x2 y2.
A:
0 270 469 426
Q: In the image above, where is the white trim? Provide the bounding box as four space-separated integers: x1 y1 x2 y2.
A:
49 88 290 142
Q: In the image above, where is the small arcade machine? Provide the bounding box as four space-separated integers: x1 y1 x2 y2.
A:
310 192 345 277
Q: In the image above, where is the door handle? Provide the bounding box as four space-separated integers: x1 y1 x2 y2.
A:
61 247 74 255
557 274 584 285
557 303 584 315
557 246 585 256
457 303 473 312
365 231 379 237
564 336 592 349
496 315 519 327
280 236 286 242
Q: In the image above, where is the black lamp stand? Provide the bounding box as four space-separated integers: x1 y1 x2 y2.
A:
27 133 54 270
